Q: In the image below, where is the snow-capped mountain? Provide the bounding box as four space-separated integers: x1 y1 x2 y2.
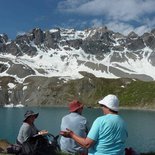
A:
1 26 155 82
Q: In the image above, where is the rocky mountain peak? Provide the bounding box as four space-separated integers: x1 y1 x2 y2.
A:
0 26 155 83
1 26 155 107
0 34 8 44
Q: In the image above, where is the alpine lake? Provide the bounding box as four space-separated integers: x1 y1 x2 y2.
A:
0 107 155 154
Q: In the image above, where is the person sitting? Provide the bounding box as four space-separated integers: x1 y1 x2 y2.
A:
17 110 48 145
16 110 49 155
60 94 128 155
60 100 89 155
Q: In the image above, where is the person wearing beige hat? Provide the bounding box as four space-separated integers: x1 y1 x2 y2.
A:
60 95 128 155
60 100 88 155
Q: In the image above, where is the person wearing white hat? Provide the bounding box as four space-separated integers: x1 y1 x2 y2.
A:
60 94 128 155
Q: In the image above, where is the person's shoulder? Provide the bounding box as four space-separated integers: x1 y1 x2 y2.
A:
22 122 31 128
74 113 87 119
79 115 87 121
62 113 70 119
19 123 31 132
94 115 105 122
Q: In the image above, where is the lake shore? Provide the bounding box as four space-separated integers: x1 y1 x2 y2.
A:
119 106 155 111
2 103 155 112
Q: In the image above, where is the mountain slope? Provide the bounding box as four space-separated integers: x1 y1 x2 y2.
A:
0 27 155 82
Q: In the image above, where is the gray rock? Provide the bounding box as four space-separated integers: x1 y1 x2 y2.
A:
44 30 60 49
5 42 22 56
142 33 155 49
32 28 44 45
126 37 145 51
7 64 35 78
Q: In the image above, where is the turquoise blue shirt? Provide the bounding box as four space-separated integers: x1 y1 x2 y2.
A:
87 114 128 155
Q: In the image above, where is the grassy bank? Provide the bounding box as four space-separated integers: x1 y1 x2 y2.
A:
65 77 155 109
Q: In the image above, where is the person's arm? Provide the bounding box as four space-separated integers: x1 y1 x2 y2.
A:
22 125 32 141
60 128 94 149
32 123 48 136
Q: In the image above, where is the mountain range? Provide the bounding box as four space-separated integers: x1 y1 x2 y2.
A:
1 26 155 82
0 26 155 107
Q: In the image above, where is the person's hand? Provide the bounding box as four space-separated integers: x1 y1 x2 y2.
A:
38 130 48 135
60 128 74 138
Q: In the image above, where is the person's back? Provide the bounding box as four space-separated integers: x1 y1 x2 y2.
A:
60 100 88 154
60 112 88 153
88 114 127 155
60 95 128 155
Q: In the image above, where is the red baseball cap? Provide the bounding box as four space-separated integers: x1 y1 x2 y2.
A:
69 100 83 112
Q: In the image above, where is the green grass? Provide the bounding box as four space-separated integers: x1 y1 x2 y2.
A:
64 77 155 109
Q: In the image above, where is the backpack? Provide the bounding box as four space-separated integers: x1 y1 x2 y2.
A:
21 134 60 155
7 144 22 154
125 147 140 155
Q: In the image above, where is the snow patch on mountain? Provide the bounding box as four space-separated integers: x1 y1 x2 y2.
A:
0 27 155 82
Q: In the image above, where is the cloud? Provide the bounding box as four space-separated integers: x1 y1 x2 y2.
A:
77 19 150 36
91 19 103 27
16 31 26 36
106 21 151 36
57 0 155 35
58 0 155 21
58 0 89 12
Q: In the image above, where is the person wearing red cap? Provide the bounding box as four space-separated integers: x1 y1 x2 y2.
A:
60 100 88 155
60 95 128 155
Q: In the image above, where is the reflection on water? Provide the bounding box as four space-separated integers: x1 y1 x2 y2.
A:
0 107 155 153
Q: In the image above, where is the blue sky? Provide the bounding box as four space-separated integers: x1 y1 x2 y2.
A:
1 0 155 39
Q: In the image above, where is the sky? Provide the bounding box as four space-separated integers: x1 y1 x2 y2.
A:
1 0 155 39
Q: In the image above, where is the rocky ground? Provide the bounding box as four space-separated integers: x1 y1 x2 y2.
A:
1 74 155 109
0 139 155 155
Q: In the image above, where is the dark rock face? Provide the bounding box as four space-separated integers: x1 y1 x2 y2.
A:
44 30 60 49
0 76 15 106
81 28 115 55
1 26 155 57
126 38 145 51
16 34 31 44
0 26 155 82
0 34 8 44
63 39 82 50
0 74 154 108
5 42 22 56
6 64 35 78
0 27 155 107
81 40 110 54
0 64 8 73
142 33 155 49
0 75 120 106
32 28 44 45
127 31 138 39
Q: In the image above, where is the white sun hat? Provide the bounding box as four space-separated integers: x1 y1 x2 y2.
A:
98 94 119 111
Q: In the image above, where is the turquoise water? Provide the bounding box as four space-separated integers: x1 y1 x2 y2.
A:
0 107 155 153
